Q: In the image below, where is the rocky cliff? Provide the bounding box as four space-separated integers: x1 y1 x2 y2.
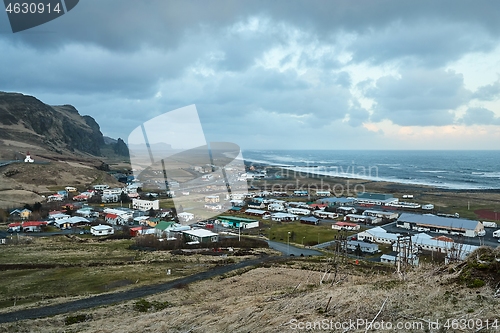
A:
0 92 105 157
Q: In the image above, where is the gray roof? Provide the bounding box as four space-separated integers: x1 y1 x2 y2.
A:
347 240 379 250
357 192 393 200
398 213 480 231
300 216 319 223
319 197 355 204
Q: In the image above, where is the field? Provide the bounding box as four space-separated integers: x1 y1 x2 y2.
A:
2 249 500 333
267 221 360 246
0 235 261 311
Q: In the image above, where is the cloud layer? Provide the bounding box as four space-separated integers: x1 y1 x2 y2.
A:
1 0 500 149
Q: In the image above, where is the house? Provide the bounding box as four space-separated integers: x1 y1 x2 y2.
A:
132 199 160 211
268 203 285 212
380 254 396 264
217 216 259 229
357 227 399 244
182 229 219 244
93 184 110 191
287 207 311 216
177 212 195 222
54 216 90 229
318 197 356 207
393 232 479 261
47 194 64 202
344 214 380 224
130 226 150 237
379 253 418 266
19 208 32 220
21 221 47 232
300 216 320 225
7 222 21 232
105 213 121 225
230 193 247 201
363 210 399 221
11 208 32 220
332 222 360 231
270 212 299 222
247 201 266 209
230 199 245 207
396 213 484 237
102 194 119 203
345 240 379 254
244 209 271 219
336 206 357 215
312 210 338 219
48 213 71 223
204 195 220 203
103 208 133 225
76 207 98 218
91 224 114 236
309 203 328 210
103 188 124 196
356 192 399 205
154 221 176 237
204 203 224 211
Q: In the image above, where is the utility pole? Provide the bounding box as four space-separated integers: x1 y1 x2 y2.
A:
287 231 291 256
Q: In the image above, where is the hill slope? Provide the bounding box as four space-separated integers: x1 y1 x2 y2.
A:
0 92 105 159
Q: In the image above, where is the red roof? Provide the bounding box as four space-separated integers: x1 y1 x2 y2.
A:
22 221 48 227
432 236 454 242
130 227 145 231
335 222 358 227
8 222 21 227
309 204 327 208
106 213 119 219
49 210 63 215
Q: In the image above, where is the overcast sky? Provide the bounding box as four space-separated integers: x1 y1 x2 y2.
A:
1 0 500 150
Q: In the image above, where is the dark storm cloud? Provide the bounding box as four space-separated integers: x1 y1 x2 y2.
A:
349 20 495 67
459 107 500 125
1 0 500 145
5 0 500 55
365 69 471 126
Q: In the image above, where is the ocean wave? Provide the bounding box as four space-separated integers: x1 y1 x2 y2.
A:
480 172 500 178
285 166 499 190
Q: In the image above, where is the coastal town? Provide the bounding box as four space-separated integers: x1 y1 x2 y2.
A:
2 159 499 269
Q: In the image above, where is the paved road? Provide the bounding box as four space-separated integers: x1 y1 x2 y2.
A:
0 255 281 324
267 240 322 256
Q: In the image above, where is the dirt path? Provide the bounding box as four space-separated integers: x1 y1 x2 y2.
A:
0 255 280 324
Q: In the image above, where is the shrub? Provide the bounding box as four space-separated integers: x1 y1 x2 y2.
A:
64 314 92 325
134 299 172 312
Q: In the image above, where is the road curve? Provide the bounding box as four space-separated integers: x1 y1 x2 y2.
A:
0 255 279 324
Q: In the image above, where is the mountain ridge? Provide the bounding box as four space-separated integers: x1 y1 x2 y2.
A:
0 91 128 160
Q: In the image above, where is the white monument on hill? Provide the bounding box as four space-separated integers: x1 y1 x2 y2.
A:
24 151 34 163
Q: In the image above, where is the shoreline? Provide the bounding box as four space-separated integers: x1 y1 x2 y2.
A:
244 162 500 220
245 161 500 194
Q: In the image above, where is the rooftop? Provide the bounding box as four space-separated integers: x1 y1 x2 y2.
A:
398 213 480 230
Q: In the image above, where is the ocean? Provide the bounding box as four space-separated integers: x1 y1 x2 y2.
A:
241 150 500 190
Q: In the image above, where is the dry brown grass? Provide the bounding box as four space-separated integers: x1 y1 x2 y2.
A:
3 258 499 333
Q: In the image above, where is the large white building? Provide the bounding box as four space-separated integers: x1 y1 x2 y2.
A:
132 199 160 211
396 213 484 237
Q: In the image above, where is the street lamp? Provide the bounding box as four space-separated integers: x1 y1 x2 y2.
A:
287 231 291 256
